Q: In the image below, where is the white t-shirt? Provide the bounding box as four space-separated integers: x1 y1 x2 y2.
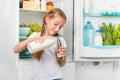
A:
29 32 67 80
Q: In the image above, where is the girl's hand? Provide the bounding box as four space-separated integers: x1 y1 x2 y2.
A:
56 47 67 67
57 47 67 56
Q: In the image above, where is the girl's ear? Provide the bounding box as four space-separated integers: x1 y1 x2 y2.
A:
45 17 50 24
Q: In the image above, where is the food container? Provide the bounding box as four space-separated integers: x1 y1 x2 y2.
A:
19 27 30 37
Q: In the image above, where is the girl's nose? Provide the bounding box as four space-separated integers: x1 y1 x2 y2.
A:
54 26 60 32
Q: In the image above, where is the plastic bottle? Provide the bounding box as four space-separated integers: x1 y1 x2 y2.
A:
19 0 23 8
94 30 102 46
27 37 57 53
40 0 46 11
83 21 94 46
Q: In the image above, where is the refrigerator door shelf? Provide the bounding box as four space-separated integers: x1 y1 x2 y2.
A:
91 45 120 48
19 8 48 12
84 13 120 17
81 47 120 57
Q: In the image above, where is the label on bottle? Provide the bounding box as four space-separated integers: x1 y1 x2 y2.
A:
94 33 102 46
40 0 46 11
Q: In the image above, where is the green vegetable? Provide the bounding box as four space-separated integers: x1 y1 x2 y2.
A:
28 22 42 36
99 22 115 45
112 23 120 45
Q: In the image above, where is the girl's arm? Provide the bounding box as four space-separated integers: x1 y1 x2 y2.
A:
14 36 43 53
14 38 31 53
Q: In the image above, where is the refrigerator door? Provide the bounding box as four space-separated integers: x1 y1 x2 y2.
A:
74 0 120 61
0 0 18 80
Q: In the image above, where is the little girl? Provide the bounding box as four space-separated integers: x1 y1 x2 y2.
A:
14 8 67 80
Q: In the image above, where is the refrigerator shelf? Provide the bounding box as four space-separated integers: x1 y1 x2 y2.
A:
19 49 32 59
92 45 120 48
19 8 48 12
19 36 27 39
19 36 27 41
84 13 120 17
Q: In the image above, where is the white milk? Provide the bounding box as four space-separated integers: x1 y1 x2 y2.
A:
94 30 103 46
27 37 57 53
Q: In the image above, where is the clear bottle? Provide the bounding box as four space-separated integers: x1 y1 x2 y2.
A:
40 0 46 11
84 0 91 13
94 30 102 46
83 21 94 46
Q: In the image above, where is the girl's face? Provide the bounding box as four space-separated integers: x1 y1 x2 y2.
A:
45 15 66 36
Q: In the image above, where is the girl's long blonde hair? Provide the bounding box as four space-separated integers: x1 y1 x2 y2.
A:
32 8 66 61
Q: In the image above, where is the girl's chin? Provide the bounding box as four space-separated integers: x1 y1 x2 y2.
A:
50 32 56 36
48 33 55 36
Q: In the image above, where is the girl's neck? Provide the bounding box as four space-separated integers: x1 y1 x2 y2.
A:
44 34 52 37
42 31 52 37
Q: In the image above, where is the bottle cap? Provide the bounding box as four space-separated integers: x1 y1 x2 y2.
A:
96 30 102 32
87 21 91 24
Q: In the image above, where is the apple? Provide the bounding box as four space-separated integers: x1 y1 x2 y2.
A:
46 2 54 10
47 2 54 6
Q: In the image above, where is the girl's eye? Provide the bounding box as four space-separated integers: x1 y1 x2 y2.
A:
54 22 63 29
54 23 58 26
59 26 62 29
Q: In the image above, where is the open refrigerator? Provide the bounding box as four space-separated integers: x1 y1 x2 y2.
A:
18 0 73 80
74 0 120 61
4 0 120 80
19 0 73 61
0 0 73 80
